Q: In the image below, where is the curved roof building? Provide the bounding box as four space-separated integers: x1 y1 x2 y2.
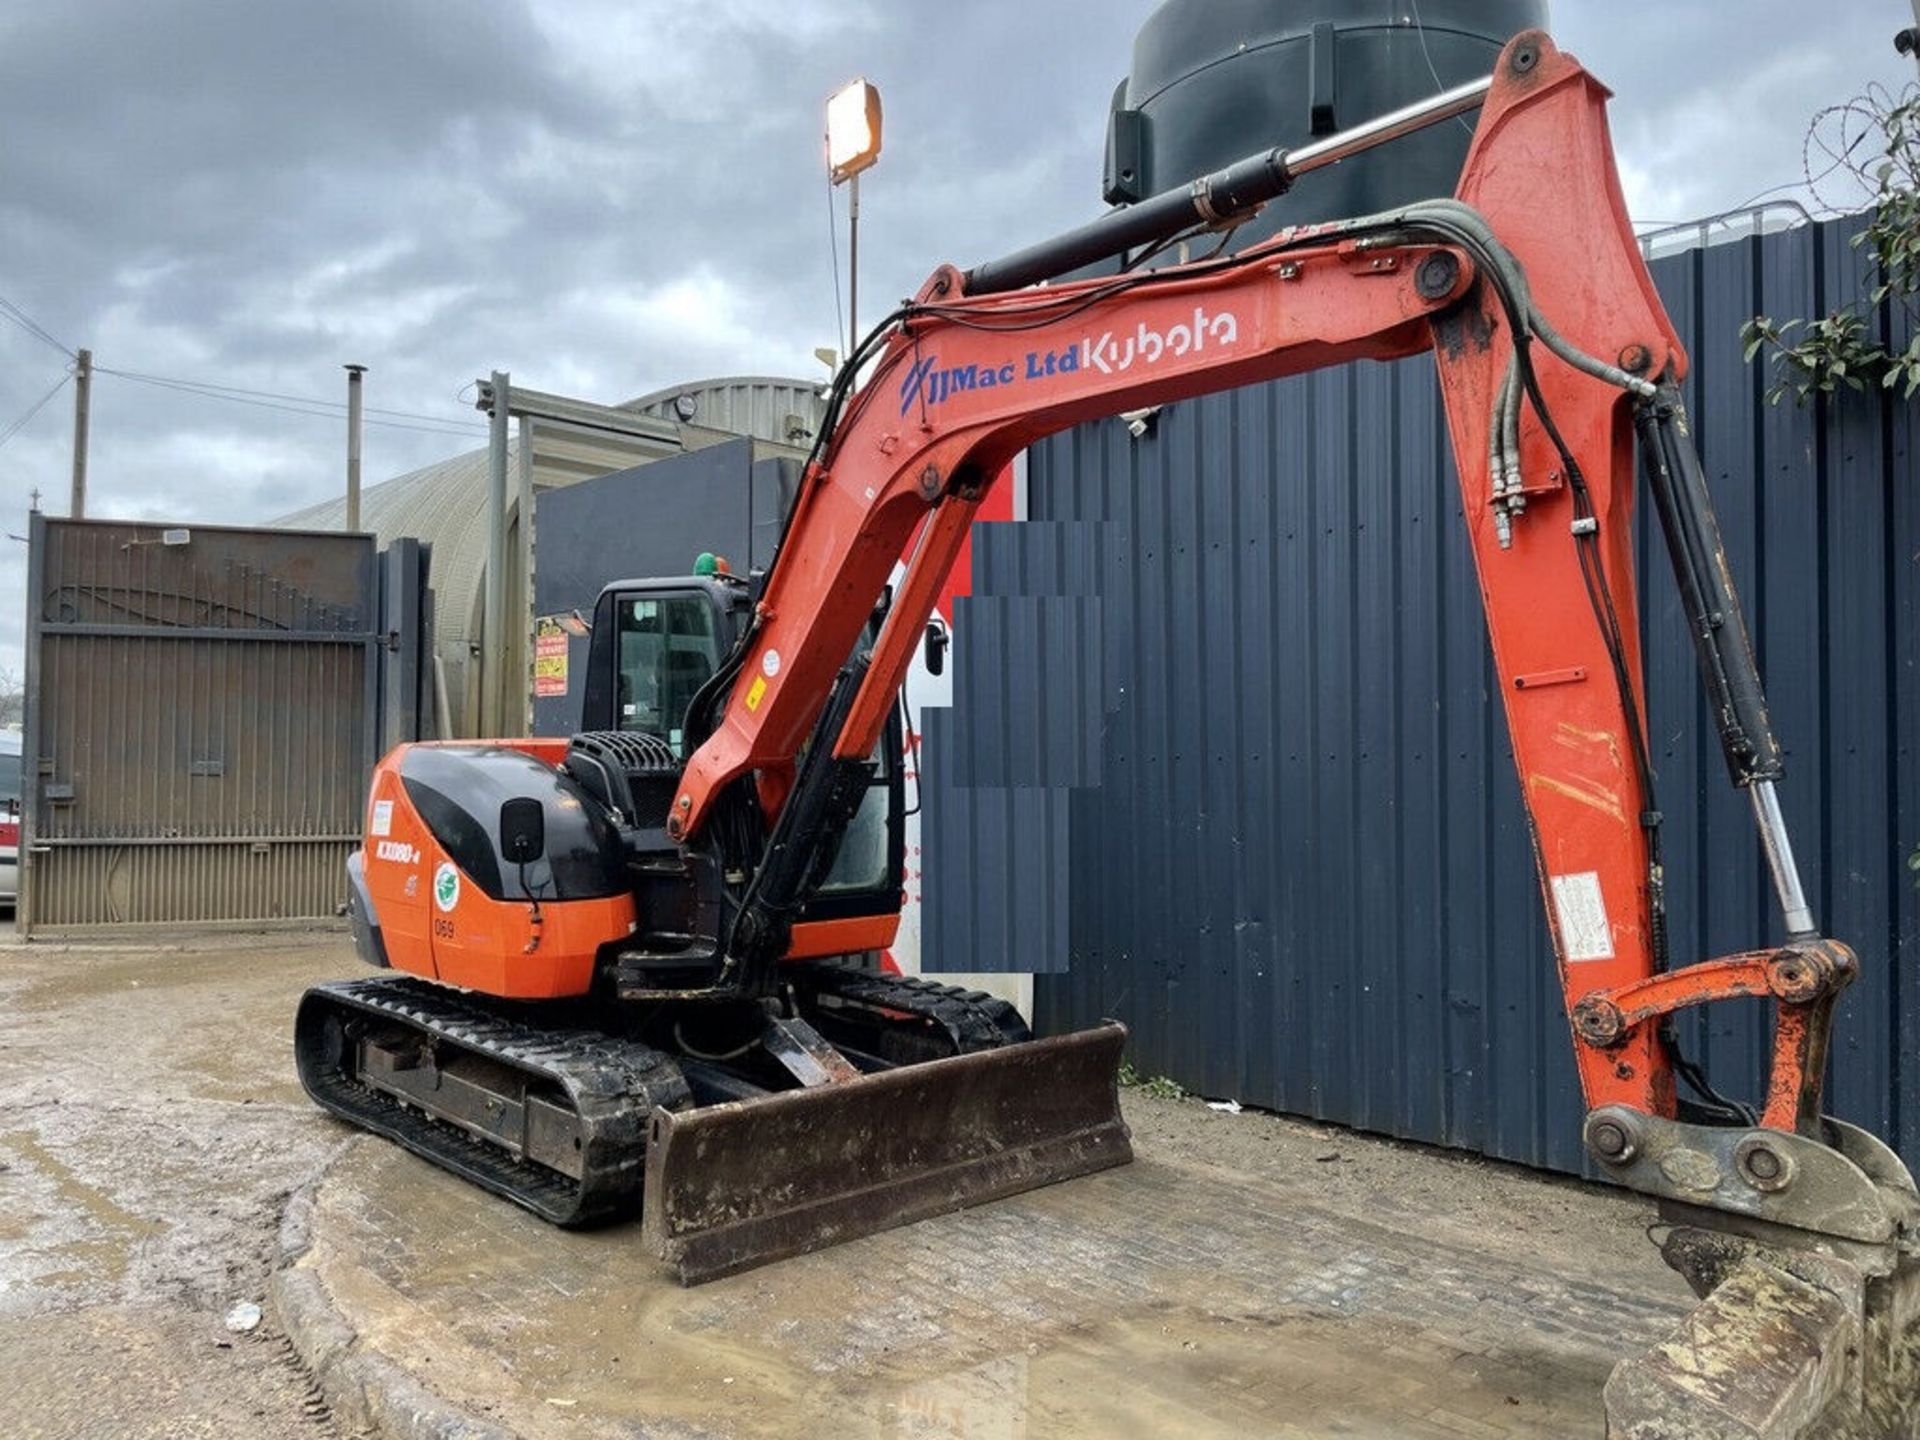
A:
275 375 825 735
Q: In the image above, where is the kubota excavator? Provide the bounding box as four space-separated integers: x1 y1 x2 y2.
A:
297 32 1919 1436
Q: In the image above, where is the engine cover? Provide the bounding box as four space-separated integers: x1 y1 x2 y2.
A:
354 742 636 999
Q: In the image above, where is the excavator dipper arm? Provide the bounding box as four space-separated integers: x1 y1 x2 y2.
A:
670 32 1919 1431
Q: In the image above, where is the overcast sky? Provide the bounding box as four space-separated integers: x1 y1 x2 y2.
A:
0 1 1914 678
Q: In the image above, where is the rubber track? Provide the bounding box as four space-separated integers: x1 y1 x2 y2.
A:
294 976 691 1227
792 965 1032 1053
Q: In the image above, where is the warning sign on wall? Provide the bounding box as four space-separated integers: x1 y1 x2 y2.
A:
533 620 569 698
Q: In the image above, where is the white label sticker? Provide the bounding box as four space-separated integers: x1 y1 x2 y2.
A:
1550 871 1614 961
762 649 781 678
433 861 460 913
370 799 394 837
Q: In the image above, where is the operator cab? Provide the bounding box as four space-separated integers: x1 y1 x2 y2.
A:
573 562 906 973
580 566 747 762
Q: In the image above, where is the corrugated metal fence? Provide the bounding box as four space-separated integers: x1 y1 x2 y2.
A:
922 213 1920 1177
19 518 423 930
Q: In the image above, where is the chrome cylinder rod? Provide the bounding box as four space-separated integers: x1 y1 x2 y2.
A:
1285 75 1493 178
1750 779 1816 937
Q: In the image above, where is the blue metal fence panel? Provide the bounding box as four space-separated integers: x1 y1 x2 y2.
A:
922 213 1920 1175
919 706 1073 975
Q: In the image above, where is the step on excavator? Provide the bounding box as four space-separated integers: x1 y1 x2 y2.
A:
298 31 1920 1437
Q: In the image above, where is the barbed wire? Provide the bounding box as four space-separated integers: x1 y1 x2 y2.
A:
1800 80 1920 218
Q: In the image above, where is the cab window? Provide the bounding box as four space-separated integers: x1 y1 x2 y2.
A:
818 736 892 895
615 595 718 757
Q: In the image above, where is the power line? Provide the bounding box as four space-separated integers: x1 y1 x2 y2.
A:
1408 0 1478 137
95 365 486 437
0 368 74 451
0 300 489 437
100 368 480 436
0 294 73 358
96 365 485 426
96 364 486 432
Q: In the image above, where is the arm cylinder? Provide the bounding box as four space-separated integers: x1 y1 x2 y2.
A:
1632 387 1784 788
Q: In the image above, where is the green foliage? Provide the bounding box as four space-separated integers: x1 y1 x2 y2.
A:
1741 90 1920 406
1117 1060 1187 1101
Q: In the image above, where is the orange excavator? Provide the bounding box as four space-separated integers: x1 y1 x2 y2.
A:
298 32 1918 1435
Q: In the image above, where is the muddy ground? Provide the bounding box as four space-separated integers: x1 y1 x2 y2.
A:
0 931 353 1440
0 933 1689 1438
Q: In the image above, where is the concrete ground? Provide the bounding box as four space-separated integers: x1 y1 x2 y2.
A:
1 935 1698 1439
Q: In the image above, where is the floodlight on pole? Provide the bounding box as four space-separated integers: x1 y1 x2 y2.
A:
826 79 882 183
826 78 882 345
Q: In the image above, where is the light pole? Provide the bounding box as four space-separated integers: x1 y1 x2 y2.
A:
826 79 883 346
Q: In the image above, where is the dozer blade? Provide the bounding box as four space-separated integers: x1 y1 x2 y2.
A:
640 1020 1132 1283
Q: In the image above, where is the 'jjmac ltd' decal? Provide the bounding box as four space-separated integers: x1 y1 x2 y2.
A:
899 307 1241 415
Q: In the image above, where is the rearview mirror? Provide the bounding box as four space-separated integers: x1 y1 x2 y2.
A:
500 797 545 865
924 620 949 678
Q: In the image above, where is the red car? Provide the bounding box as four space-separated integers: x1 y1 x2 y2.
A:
0 731 20 906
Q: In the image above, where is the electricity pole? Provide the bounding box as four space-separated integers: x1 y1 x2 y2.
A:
344 364 366 531
69 348 91 519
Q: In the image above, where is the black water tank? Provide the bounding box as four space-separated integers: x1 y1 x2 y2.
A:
1105 0 1548 242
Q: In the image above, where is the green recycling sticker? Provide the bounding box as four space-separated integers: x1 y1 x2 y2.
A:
433 862 460 913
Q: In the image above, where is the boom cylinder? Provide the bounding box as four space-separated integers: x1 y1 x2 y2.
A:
963 75 1493 296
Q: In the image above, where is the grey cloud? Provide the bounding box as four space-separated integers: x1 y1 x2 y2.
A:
0 0 1913 683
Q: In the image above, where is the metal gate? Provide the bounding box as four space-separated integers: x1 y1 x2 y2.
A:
19 517 422 931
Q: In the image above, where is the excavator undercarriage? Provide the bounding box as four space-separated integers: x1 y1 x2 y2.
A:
298 966 1130 1282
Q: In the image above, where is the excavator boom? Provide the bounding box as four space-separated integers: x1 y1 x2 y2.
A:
660 29 1918 1437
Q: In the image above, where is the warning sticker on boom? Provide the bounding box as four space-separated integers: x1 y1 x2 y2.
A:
1550 871 1614 961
